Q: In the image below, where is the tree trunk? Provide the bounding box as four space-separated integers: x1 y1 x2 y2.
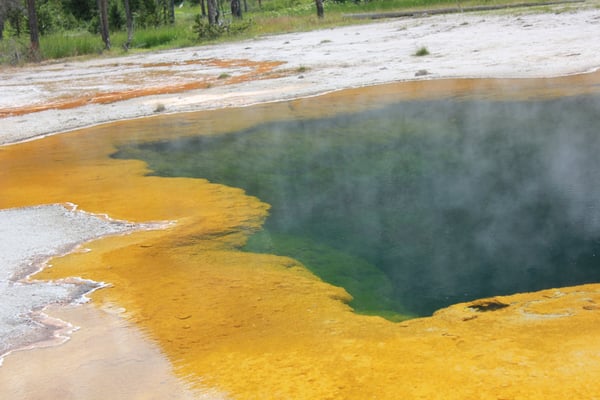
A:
207 0 218 25
243 0 248 12
169 0 175 24
97 0 110 50
123 0 133 49
26 0 40 59
315 0 324 18
0 0 8 40
231 0 242 18
200 0 206 16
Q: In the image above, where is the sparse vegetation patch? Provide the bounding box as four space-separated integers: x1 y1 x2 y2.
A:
414 46 430 56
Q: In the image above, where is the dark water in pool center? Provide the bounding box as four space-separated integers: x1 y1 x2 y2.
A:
113 94 600 318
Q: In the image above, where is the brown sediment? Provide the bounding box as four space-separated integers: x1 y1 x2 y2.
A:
3 75 600 399
0 58 286 118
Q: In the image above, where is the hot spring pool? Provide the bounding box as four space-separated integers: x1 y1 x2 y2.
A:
113 92 600 318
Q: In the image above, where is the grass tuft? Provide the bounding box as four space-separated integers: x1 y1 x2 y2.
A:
414 46 430 56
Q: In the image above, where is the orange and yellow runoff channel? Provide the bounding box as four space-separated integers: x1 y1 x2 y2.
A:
0 59 286 118
3 73 600 399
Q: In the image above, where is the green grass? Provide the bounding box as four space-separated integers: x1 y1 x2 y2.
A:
35 22 196 60
40 31 104 59
119 24 196 49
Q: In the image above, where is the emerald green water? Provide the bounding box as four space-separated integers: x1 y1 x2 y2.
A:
113 93 600 318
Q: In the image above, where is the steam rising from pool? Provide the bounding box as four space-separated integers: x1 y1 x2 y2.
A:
113 93 600 317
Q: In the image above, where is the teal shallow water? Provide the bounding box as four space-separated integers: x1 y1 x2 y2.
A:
113 94 600 317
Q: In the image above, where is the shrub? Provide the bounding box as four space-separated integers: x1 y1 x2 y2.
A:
192 14 253 40
37 1 79 34
192 15 225 39
414 46 430 56
0 37 28 65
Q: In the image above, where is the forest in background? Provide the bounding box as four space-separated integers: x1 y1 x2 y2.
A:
0 0 561 63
